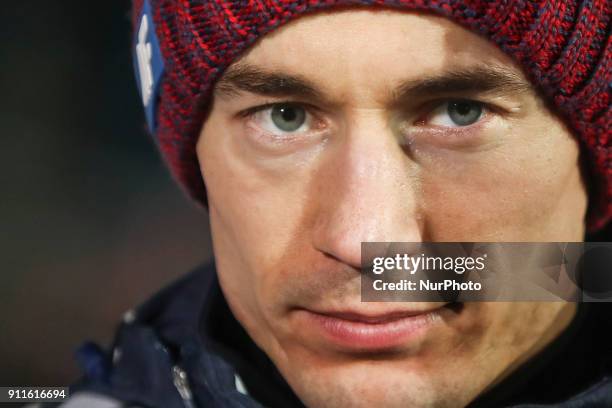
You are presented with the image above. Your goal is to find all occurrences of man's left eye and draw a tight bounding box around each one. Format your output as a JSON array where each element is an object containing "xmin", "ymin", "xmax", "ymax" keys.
[{"xmin": 427, "ymin": 100, "xmax": 485, "ymax": 127}]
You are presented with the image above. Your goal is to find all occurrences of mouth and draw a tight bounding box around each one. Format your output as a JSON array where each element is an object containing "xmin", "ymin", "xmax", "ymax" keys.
[{"xmin": 295, "ymin": 303, "xmax": 462, "ymax": 352}]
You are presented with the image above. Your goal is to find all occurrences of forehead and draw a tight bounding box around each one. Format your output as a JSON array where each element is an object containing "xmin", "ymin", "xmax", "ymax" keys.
[{"xmin": 233, "ymin": 9, "xmax": 522, "ymax": 97}]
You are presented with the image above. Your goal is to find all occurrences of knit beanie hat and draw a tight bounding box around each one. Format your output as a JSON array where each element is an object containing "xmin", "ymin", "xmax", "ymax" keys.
[{"xmin": 131, "ymin": 0, "xmax": 610, "ymax": 231}]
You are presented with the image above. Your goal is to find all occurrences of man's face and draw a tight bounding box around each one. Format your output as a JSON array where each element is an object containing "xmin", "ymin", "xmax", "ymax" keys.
[{"xmin": 196, "ymin": 9, "xmax": 587, "ymax": 408}]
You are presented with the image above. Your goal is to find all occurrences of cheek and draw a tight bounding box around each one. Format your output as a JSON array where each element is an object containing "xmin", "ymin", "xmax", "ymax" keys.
[
  {"xmin": 478, "ymin": 302, "xmax": 570, "ymax": 361},
  {"xmin": 200, "ymin": 115, "xmax": 302, "ymax": 258},
  {"xmin": 203, "ymin": 152, "xmax": 315, "ymax": 274},
  {"xmin": 197, "ymin": 118, "xmax": 319, "ymax": 312},
  {"xmin": 419, "ymin": 124, "xmax": 583, "ymax": 240}
]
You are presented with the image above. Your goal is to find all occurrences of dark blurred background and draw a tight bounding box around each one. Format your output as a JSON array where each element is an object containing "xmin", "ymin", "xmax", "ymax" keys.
[
  {"xmin": 1, "ymin": 0, "xmax": 610, "ymax": 390},
  {"xmin": 1, "ymin": 2, "xmax": 212, "ymax": 386}
]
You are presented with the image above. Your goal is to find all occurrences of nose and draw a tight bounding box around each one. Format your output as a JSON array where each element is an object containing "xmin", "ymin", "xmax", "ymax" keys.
[{"xmin": 311, "ymin": 113, "xmax": 424, "ymax": 269}]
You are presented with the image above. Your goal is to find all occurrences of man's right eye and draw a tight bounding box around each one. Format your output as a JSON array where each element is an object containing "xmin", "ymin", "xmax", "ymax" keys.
[{"xmin": 248, "ymin": 103, "xmax": 314, "ymax": 136}]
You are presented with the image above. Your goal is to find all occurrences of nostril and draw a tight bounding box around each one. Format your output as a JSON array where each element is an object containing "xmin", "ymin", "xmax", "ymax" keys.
[{"xmin": 313, "ymin": 231, "xmax": 365, "ymax": 270}]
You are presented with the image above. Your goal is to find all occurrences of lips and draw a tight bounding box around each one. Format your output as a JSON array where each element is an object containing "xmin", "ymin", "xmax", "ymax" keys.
[
  {"xmin": 296, "ymin": 305, "xmax": 451, "ymax": 351},
  {"xmin": 318, "ymin": 309, "xmax": 439, "ymax": 323}
]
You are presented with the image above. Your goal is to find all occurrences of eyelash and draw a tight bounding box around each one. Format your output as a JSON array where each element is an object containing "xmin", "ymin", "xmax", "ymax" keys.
[
  {"xmin": 415, "ymin": 99, "xmax": 490, "ymax": 124},
  {"xmin": 238, "ymin": 100, "xmax": 311, "ymax": 118}
]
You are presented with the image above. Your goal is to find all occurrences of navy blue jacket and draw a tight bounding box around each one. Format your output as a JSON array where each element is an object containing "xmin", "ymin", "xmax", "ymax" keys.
[{"xmin": 51, "ymin": 264, "xmax": 612, "ymax": 407}]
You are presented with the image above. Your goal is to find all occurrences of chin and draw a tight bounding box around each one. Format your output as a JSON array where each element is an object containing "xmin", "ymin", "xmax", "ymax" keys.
[
  {"xmin": 271, "ymin": 344, "xmax": 476, "ymax": 408},
  {"xmin": 283, "ymin": 360, "xmax": 464, "ymax": 408},
  {"xmin": 264, "ymin": 303, "xmax": 490, "ymax": 408}
]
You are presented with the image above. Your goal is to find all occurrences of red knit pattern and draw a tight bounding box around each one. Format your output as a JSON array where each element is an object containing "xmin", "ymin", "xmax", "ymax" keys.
[{"xmin": 135, "ymin": 0, "xmax": 611, "ymax": 231}]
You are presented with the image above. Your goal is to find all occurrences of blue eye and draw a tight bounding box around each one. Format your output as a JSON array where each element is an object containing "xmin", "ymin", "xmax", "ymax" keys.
[
  {"xmin": 270, "ymin": 104, "xmax": 307, "ymax": 132},
  {"xmin": 448, "ymin": 101, "xmax": 483, "ymax": 126},
  {"xmin": 429, "ymin": 100, "xmax": 485, "ymax": 127},
  {"xmin": 247, "ymin": 103, "xmax": 313, "ymax": 136}
]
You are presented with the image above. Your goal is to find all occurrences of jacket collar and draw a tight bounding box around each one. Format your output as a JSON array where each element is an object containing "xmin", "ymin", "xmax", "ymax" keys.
[{"xmin": 75, "ymin": 263, "xmax": 264, "ymax": 407}]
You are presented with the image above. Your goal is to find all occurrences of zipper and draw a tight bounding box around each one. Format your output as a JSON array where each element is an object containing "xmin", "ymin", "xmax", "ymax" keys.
[{"xmin": 172, "ymin": 365, "xmax": 197, "ymax": 408}]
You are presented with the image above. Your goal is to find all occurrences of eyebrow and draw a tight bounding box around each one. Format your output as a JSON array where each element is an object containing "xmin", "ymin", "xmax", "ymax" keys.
[
  {"xmin": 389, "ymin": 65, "xmax": 532, "ymax": 106},
  {"xmin": 214, "ymin": 61, "xmax": 532, "ymax": 105},
  {"xmin": 215, "ymin": 61, "xmax": 324, "ymax": 100}
]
